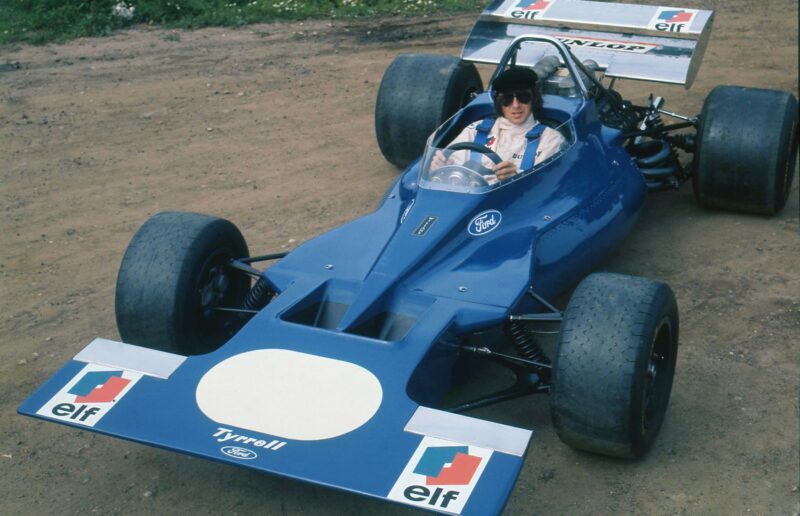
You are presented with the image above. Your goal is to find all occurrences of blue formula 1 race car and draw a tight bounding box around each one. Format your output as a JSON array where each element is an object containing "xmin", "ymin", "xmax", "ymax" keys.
[{"xmin": 19, "ymin": 1, "xmax": 798, "ymax": 514}]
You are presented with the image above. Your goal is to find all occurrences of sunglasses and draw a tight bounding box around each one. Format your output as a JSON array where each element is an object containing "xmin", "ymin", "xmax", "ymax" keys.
[{"xmin": 497, "ymin": 90, "xmax": 534, "ymax": 106}]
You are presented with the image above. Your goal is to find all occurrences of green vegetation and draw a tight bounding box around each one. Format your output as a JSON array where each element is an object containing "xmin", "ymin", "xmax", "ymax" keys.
[{"xmin": 0, "ymin": 0, "xmax": 487, "ymax": 45}]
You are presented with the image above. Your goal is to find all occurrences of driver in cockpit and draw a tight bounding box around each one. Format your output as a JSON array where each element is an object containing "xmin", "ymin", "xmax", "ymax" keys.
[{"xmin": 431, "ymin": 67, "xmax": 565, "ymax": 182}]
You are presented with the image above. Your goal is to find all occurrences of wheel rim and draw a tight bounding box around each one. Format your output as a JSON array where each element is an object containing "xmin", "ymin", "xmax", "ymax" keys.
[
  {"xmin": 192, "ymin": 248, "xmax": 245, "ymax": 352},
  {"xmin": 642, "ymin": 317, "xmax": 673, "ymax": 432}
]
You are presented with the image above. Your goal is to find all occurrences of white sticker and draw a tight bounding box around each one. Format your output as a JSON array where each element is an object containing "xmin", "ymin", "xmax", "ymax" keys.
[
  {"xmin": 196, "ymin": 350, "xmax": 382, "ymax": 441},
  {"xmin": 648, "ymin": 7, "xmax": 699, "ymax": 33},
  {"xmin": 36, "ymin": 364, "xmax": 142, "ymax": 427},
  {"xmin": 387, "ymin": 436, "xmax": 493, "ymax": 514},
  {"xmin": 504, "ymin": 0, "xmax": 557, "ymax": 21}
]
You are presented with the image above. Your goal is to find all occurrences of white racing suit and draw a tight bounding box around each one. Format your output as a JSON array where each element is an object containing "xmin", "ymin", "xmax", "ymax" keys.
[{"xmin": 446, "ymin": 114, "xmax": 566, "ymax": 176}]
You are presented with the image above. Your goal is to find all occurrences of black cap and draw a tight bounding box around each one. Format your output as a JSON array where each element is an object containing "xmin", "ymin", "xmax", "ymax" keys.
[{"xmin": 492, "ymin": 67, "xmax": 538, "ymax": 93}]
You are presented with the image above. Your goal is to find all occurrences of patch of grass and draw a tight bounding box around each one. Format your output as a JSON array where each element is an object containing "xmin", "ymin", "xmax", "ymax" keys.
[{"xmin": 0, "ymin": 0, "xmax": 487, "ymax": 45}]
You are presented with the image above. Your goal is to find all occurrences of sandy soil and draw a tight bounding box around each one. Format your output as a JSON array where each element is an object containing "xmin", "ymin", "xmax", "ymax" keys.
[{"xmin": 1, "ymin": 0, "xmax": 798, "ymax": 514}]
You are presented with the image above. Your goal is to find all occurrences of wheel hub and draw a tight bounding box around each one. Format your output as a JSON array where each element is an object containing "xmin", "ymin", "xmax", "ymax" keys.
[{"xmin": 200, "ymin": 266, "xmax": 230, "ymax": 318}]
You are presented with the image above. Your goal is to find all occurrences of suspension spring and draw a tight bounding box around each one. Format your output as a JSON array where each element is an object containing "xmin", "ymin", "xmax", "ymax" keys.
[
  {"xmin": 629, "ymin": 138, "xmax": 684, "ymax": 191},
  {"xmin": 506, "ymin": 320, "xmax": 551, "ymax": 371},
  {"xmin": 241, "ymin": 277, "xmax": 275, "ymax": 314}
]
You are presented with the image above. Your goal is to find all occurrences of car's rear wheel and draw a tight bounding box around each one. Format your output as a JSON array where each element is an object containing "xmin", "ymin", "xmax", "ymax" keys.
[
  {"xmin": 115, "ymin": 211, "xmax": 251, "ymax": 355},
  {"xmin": 375, "ymin": 54, "xmax": 483, "ymax": 169},
  {"xmin": 550, "ymin": 273, "xmax": 679, "ymax": 459},
  {"xmin": 693, "ymin": 85, "xmax": 798, "ymax": 215}
]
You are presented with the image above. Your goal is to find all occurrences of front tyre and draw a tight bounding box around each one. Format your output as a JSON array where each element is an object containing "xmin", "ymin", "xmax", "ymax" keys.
[
  {"xmin": 550, "ymin": 273, "xmax": 679, "ymax": 458},
  {"xmin": 693, "ymin": 85, "xmax": 798, "ymax": 215},
  {"xmin": 375, "ymin": 54, "xmax": 483, "ymax": 169},
  {"xmin": 115, "ymin": 212, "xmax": 250, "ymax": 355}
]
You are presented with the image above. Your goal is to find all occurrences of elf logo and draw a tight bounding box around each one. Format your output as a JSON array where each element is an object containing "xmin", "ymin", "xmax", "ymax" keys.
[
  {"xmin": 388, "ymin": 437, "xmax": 493, "ymax": 514},
  {"xmin": 650, "ymin": 8, "xmax": 698, "ymax": 33},
  {"xmin": 69, "ymin": 370, "xmax": 131, "ymax": 403},
  {"xmin": 506, "ymin": 0, "xmax": 556, "ymax": 20},
  {"xmin": 400, "ymin": 446, "xmax": 483, "ymax": 509},
  {"xmin": 36, "ymin": 364, "xmax": 142, "ymax": 427},
  {"xmin": 414, "ymin": 446, "xmax": 482, "ymax": 485}
]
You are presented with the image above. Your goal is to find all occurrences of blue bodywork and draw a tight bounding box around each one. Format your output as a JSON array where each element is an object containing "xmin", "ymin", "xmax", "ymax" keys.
[
  {"xmin": 19, "ymin": 79, "xmax": 647, "ymax": 515},
  {"xmin": 266, "ymin": 92, "xmax": 646, "ymax": 401}
]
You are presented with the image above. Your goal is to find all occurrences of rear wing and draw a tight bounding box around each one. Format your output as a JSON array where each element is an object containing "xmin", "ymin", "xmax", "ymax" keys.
[{"xmin": 461, "ymin": 0, "xmax": 714, "ymax": 88}]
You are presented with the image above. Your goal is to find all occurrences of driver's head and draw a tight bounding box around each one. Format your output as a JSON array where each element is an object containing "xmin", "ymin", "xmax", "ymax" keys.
[{"xmin": 491, "ymin": 67, "xmax": 542, "ymax": 123}]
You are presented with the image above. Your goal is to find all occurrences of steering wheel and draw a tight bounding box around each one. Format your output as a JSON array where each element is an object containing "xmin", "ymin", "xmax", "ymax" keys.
[
  {"xmin": 444, "ymin": 142, "xmax": 503, "ymax": 165},
  {"xmin": 429, "ymin": 142, "xmax": 503, "ymax": 187}
]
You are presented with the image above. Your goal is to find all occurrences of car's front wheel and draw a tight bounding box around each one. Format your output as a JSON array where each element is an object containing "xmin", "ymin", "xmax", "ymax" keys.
[
  {"xmin": 115, "ymin": 211, "xmax": 251, "ymax": 355},
  {"xmin": 550, "ymin": 273, "xmax": 679, "ymax": 458}
]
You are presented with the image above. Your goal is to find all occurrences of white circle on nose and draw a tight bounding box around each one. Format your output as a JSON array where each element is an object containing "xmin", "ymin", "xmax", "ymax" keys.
[{"xmin": 196, "ymin": 349, "xmax": 383, "ymax": 441}]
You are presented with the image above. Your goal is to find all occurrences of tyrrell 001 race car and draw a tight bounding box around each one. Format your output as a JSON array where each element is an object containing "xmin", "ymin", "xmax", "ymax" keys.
[{"xmin": 19, "ymin": 1, "xmax": 798, "ymax": 514}]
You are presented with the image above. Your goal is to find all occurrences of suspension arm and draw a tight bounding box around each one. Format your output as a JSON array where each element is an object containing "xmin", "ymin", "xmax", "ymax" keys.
[
  {"xmin": 459, "ymin": 345, "xmax": 552, "ymax": 370},
  {"xmin": 620, "ymin": 121, "xmax": 695, "ymax": 140}
]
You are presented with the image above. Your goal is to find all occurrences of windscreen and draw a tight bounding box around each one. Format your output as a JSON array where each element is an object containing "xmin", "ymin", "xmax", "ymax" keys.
[{"xmin": 418, "ymin": 118, "xmax": 574, "ymax": 194}]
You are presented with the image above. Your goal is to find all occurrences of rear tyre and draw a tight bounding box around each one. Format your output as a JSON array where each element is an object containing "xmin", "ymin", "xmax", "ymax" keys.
[
  {"xmin": 551, "ymin": 273, "xmax": 679, "ymax": 459},
  {"xmin": 375, "ymin": 54, "xmax": 483, "ymax": 168},
  {"xmin": 693, "ymin": 85, "xmax": 798, "ymax": 215},
  {"xmin": 115, "ymin": 212, "xmax": 250, "ymax": 355}
]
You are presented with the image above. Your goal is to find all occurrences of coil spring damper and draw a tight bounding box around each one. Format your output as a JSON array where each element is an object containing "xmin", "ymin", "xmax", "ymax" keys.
[
  {"xmin": 629, "ymin": 138, "xmax": 683, "ymax": 190},
  {"xmin": 506, "ymin": 320, "xmax": 551, "ymax": 381},
  {"xmin": 241, "ymin": 277, "xmax": 276, "ymax": 315}
]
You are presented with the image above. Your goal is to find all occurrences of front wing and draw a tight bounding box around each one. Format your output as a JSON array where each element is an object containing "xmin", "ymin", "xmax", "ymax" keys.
[{"xmin": 18, "ymin": 336, "xmax": 532, "ymax": 515}]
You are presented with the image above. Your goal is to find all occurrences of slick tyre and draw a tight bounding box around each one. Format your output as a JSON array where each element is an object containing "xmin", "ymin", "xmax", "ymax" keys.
[
  {"xmin": 115, "ymin": 212, "xmax": 250, "ymax": 355},
  {"xmin": 693, "ymin": 85, "xmax": 798, "ymax": 215},
  {"xmin": 375, "ymin": 54, "xmax": 483, "ymax": 168},
  {"xmin": 550, "ymin": 273, "xmax": 679, "ymax": 459}
]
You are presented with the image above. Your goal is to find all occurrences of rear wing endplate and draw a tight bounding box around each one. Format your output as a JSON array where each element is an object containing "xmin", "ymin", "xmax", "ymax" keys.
[{"xmin": 461, "ymin": 0, "xmax": 714, "ymax": 88}]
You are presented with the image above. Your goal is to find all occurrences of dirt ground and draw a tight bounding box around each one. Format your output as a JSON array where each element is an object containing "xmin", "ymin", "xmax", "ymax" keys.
[{"xmin": 1, "ymin": 0, "xmax": 798, "ymax": 514}]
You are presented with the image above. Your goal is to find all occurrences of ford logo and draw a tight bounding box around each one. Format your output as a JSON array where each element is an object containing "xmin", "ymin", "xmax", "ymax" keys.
[
  {"xmin": 220, "ymin": 446, "xmax": 257, "ymax": 460},
  {"xmin": 468, "ymin": 210, "xmax": 502, "ymax": 236}
]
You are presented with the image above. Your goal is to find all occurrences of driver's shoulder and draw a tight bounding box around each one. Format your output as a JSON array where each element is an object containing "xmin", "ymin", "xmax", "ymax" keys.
[
  {"xmin": 457, "ymin": 118, "xmax": 491, "ymax": 140},
  {"xmin": 466, "ymin": 117, "xmax": 496, "ymax": 130},
  {"xmin": 540, "ymin": 124, "xmax": 566, "ymax": 143}
]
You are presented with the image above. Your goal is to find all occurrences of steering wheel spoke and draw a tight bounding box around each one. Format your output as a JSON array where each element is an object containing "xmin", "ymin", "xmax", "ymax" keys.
[
  {"xmin": 429, "ymin": 141, "xmax": 504, "ymax": 187},
  {"xmin": 430, "ymin": 164, "xmax": 492, "ymax": 187}
]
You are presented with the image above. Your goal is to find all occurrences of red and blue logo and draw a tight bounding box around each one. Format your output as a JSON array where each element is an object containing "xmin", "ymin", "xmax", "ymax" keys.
[
  {"xmin": 658, "ymin": 10, "xmax": 693, "ymax": 23},
  {"xmin": 515, "ymin": 0, "xmax": 551, "ymax": 10},
  {"xmin": 68, "ymin": 370, "xmax": 131, "ymax": 403},
  {"xmin": 412, "ymin": 446, "xmax": 482, "ymax": 486}
]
